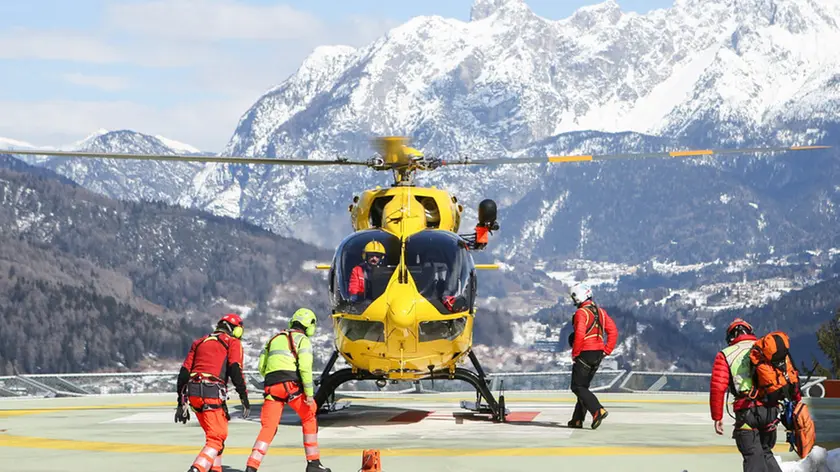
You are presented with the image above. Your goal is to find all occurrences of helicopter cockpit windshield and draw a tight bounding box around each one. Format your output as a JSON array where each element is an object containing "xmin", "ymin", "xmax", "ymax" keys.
[
  {"xmin": 405, "ymin": 230, "xmax": 475, "ymax": 314},
  {"xmin": 330, "ymin": 229, "xmax": 400, "ymax": 315}
]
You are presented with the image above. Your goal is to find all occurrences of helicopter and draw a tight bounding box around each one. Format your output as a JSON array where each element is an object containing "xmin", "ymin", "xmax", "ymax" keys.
[{"xmin": 4, "ymin": 137, "xmax": 831, "ymax": 423}]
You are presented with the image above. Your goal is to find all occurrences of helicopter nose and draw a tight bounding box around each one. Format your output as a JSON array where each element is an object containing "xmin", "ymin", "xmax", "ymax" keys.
[{"xmin": 387, "ymin": 296, "xmax": 416, "ymax": 330}]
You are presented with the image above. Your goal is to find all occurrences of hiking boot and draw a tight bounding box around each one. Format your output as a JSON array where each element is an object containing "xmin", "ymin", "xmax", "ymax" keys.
[
  {"xmin": 567, "ymin": 419, "xmax": 583, "ymax": 429},
  {"xmin": 591, "ymin": 408, "xmax": 609, "ymax": 429},
  {"xmin": 187, "ymin": 467, "xmax": 200, "ymax": 472},
  {"xmin": 306, "ymin": 459, "xmax": 331, "ymax": 472},
  {"xmin": 245, "ymin": 467, "xmax": 258, "ymax": 472}
]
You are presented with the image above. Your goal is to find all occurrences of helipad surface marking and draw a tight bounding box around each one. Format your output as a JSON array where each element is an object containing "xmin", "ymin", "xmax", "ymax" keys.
[
  {"xmin": 97, "ymin": 407, "xmax": 712, "ymax": 427},
  {"xmin": 0, "ymin": 395, "xmax": 710, "ymax": 418},
  {"xmin": 0, "ymin": 432, "xmax": 752, "ymax": 456}
]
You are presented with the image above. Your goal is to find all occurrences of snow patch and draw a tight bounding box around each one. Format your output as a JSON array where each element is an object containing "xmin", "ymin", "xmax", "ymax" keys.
[
  {"xmin": 651, "ymin": 259, "xmax": 719, "ymax": 274},
  {"xmin": 546, "ymin": 259, "xmax": 638, "ymax": 287},
  {"xmin": 154, "ymin": 135, "xmax": 201, "ymax": 154},
  {"xmin": 777, "ymin": 446, "xmax": 840, "ymax": 472},
  {"xmin": 511, "ymin": 319, "xmax": 551, "ymax": 346},
  {"xmin": 0, "ymin": 137, "xmax": 39, "ymax": 149}
]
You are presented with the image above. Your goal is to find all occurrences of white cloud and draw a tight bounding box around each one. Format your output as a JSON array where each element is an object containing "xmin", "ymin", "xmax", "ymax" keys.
[
  {"xmin": 0, "ymin": 98, "xmax": 253, "ymax": 152},
  {"xmin": 0, "ymin": 2, "xmax": 401, "ymax": 150},
  {"xmin": 104, "ymin": 0, "xmax": 326, "ymax": 41},
  {"xmin": 0, "ymin": 29, "xmax": 122, "ymax": 63},
  {"xmin": 63, "ymin": 73, "xmax": 130, "ymax": 91}
]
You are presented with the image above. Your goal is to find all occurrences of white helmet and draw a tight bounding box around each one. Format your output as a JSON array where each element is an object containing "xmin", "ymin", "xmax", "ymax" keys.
[{"xmin": 570, "ymin": 282, "xmax": 592, "ymax": 306}]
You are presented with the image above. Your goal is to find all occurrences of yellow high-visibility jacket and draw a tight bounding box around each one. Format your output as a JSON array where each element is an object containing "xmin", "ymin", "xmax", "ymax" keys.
[{"xmin": 258, "ymin": 329, "xmax": 314, "ymax": 397}]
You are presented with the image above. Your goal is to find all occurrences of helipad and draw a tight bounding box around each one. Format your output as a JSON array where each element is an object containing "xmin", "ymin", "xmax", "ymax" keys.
[{"xmin": 2, "ymin": 391, "xmax": 834, "ymax": 472}]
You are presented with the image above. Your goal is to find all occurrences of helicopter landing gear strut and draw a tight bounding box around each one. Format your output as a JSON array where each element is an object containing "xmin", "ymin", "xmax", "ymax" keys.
[
  {"xmin": 456, "ymin": 350, "xmax": 508, "ymax": 423},
  {"xmin": 313, "ymin": 349, "xmax": 509, "ymax": 423},
  {"xmin": 314, "ymin": 350, "xmax": 353, "ymax": 413}
]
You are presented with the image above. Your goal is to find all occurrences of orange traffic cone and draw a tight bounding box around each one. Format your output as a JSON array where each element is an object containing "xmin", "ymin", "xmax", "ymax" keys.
[{"xmin": 361, "ymin": 449, "xmax": 381, "ymax": 471}]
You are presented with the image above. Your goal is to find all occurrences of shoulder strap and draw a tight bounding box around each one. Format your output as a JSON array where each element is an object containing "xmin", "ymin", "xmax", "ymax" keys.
[
  {"xmin": 266, "ymin": 330, "xmax": 302, "ymax": 374},
  {"xmin": 584, "ymin": 303, "xmax": 603, "ymax": 337}
]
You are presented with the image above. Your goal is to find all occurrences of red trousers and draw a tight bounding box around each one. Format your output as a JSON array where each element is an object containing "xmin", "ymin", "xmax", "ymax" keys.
[
  {"xmin": 188, "ymin": 396, "xmax": 228, "ymax": 472},
  {"xmin": 246, "ymin": 381, "xmax": 320, "ymax": 470}
]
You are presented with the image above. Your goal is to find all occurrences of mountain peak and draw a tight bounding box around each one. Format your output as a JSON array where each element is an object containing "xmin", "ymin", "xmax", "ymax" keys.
[
  {"xmin": 72, "ymin": 128, "xmax": 110, "ymax": 150},
  {"xmin": 470, "ymin": 0, "xmax": 527, "ymax": 22},
  {"xmin": 568, "ymin": 0, "xmax": 623, "ymax": 28}
]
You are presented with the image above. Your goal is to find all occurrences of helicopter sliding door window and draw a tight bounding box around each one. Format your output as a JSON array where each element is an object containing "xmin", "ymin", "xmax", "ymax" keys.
[
  {"xmin": 329, "ymin": 229, "xmax": 401, "ymax": 315},
  {"xmin": 404, "ymin": 230, "xmax": 475, "ymax": 315}
]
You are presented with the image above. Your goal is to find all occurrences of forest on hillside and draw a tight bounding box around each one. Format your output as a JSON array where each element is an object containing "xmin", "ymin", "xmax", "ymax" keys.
[{"xmin": 0, "ymin": 159, "xmax": 333, "ymax": 374}]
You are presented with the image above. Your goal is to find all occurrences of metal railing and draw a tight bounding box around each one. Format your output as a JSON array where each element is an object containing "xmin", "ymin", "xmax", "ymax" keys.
[
  {"xmin": 618, "ymin": 371, "xmax": 827, "ymax": 397},
  {"xmin": 0, "ymin": 370, "xmax": 826, "ymax": 398}
]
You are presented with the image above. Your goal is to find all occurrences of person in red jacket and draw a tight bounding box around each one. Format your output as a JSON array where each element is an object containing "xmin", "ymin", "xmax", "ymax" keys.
[
  {"xmin": 348, "ymin": 240, "xmax": 386, "ymax": 301},
  {"xmin": 175, "ymin": 313, "xmax": 251, "ymax": 472},
  {"xmin": 709, "ymin": 318, "xmax": 798, "ymax": 472},
  {"xmin": 567, "ymin": 282, "xmax": 618, "ymax": 429}
]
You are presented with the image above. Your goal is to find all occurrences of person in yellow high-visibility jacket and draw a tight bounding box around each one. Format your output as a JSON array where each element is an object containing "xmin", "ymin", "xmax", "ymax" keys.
[{"xmin": 245, "ymin": 308, "xmax": 331, "ymax": 472}]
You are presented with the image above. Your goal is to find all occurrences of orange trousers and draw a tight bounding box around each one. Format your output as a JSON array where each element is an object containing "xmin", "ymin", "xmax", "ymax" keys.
[
  {"xmin": 246, "ymin": 381, "xmax": 320, "ymax": 470},
  {"xmin": 188, "ymin": 396, "xmax": 228, "ymax": 472}
]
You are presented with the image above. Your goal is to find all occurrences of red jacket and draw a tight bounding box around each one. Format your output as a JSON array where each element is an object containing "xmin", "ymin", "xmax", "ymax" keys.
[
  {"xmin": 180, "ymin": 331, "xmax": 247, "ymax": 397},
  {"xmin": 571, "ymin": 301, "xmax": 618, "ymax": 359},
  {"xmin": 349, "ymin": 264, "xmax": 366, "ymax": 296},
  {"xmin": 708, "ymin": 333, "xmax": 802, "ymax": 421}
]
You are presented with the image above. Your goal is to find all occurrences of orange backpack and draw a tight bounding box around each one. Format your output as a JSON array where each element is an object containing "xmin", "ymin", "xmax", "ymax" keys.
[
  {"xmin": 748, "ymin": 331, "xmax": 800, "ymax": 402},
  {"xmin": 783, "ymin": 401, "xmax": 816, "ymax": 459}
]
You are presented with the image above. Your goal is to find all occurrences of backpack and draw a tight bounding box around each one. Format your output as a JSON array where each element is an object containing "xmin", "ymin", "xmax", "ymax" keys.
[
  {"xmin": 748, "ymin": 331, "xmax": 800, "ymax": 403},
  {"xmin": 783, "ymin": 401, "xmax": 816, "ymax": 459}
]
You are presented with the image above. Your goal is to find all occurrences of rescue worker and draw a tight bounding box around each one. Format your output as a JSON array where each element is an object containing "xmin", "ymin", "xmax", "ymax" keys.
[
  {"xmin": 709, "ymin": 318, "xmax": 800, "ymax": 472},
  {"xmin": 245, "ymin": 308, "xmax": 331, "ymax": 472},
  {"xmin": 348, "ymin": 240, "xmax": 386, "ymax": 301},
  {"xmin": 175, "ymin": 313, "xmax": 250, "ymax": 472},
  {"xmin": 567, "ymin": 282, "xmax": 618, "ymax": 429}
]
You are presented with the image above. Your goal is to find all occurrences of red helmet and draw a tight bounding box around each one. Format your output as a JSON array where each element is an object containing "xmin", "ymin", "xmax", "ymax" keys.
[
  {"xmin": 218, "ymin": 313, "xmax": 244, "ymax": 339},
  {"xmin": 726, "ymin": 318, "xmax": 753, "ymax": 344}
]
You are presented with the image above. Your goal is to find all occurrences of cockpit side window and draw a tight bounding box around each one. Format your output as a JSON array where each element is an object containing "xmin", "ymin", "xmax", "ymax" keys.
[
  {"xmin": 330, "ymin": 230, "xmax": 400, "ymax": 314},
  {"xmin": 405, "ymin": 230, "xmax": 475, "ymax": 314}
]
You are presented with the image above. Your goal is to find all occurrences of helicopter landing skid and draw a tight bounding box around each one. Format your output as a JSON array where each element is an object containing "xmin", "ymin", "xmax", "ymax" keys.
[
  {"xmin": 449, "ymin": 350, "xmax": 508, "ymax": 423},
  {"xmin": 313, "ymin": 350, "xmax": 509, "ymax": 423}
]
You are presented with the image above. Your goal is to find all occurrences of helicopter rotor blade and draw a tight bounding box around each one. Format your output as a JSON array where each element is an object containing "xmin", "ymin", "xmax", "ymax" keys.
[
  {"xmin": 440, "ymin": 145, "xmax": 832, "ymax": 166},
  {"xmin": 0, "ymin": 149, "xmax": 369, "ymax": 167}
]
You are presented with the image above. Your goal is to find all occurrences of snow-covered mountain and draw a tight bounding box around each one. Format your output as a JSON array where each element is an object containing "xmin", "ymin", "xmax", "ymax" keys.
[
  {"xmin": 173, "ymin": 0, "xmax": 839, "ymax": 258},
  {"xmin": 9, "ymin": 0, "xmax": 840, "ymax": 262},
  {"xmin": 36, "ymin": 130, "xmax": 204, "ymax": 204}
]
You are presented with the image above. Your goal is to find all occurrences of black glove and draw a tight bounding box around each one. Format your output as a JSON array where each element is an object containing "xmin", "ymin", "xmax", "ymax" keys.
[
  {"xmin": 175, "ymin": 401, "xmax": 190, "ymax": 424},
  {"xmin": 240, "ymin": 393, "xmax": 251, "ymax": 419}
]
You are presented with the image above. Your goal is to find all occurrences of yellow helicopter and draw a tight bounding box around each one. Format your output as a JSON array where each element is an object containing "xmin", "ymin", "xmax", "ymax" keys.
[{"xmin": 5, "ymin": 137, "xmax": 830, "ymax": 422}]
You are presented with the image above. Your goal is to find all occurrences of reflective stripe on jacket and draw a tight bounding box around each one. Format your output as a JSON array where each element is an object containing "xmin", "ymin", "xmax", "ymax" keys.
[{"xmin": 259, "ymin": 329, "xmax": 315, "ymax": 397}]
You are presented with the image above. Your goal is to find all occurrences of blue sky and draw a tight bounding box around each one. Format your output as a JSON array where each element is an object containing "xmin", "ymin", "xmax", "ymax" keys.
[{"xmin": 0, "ymin": 0, "xmax": 674, "ymax": 151}]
